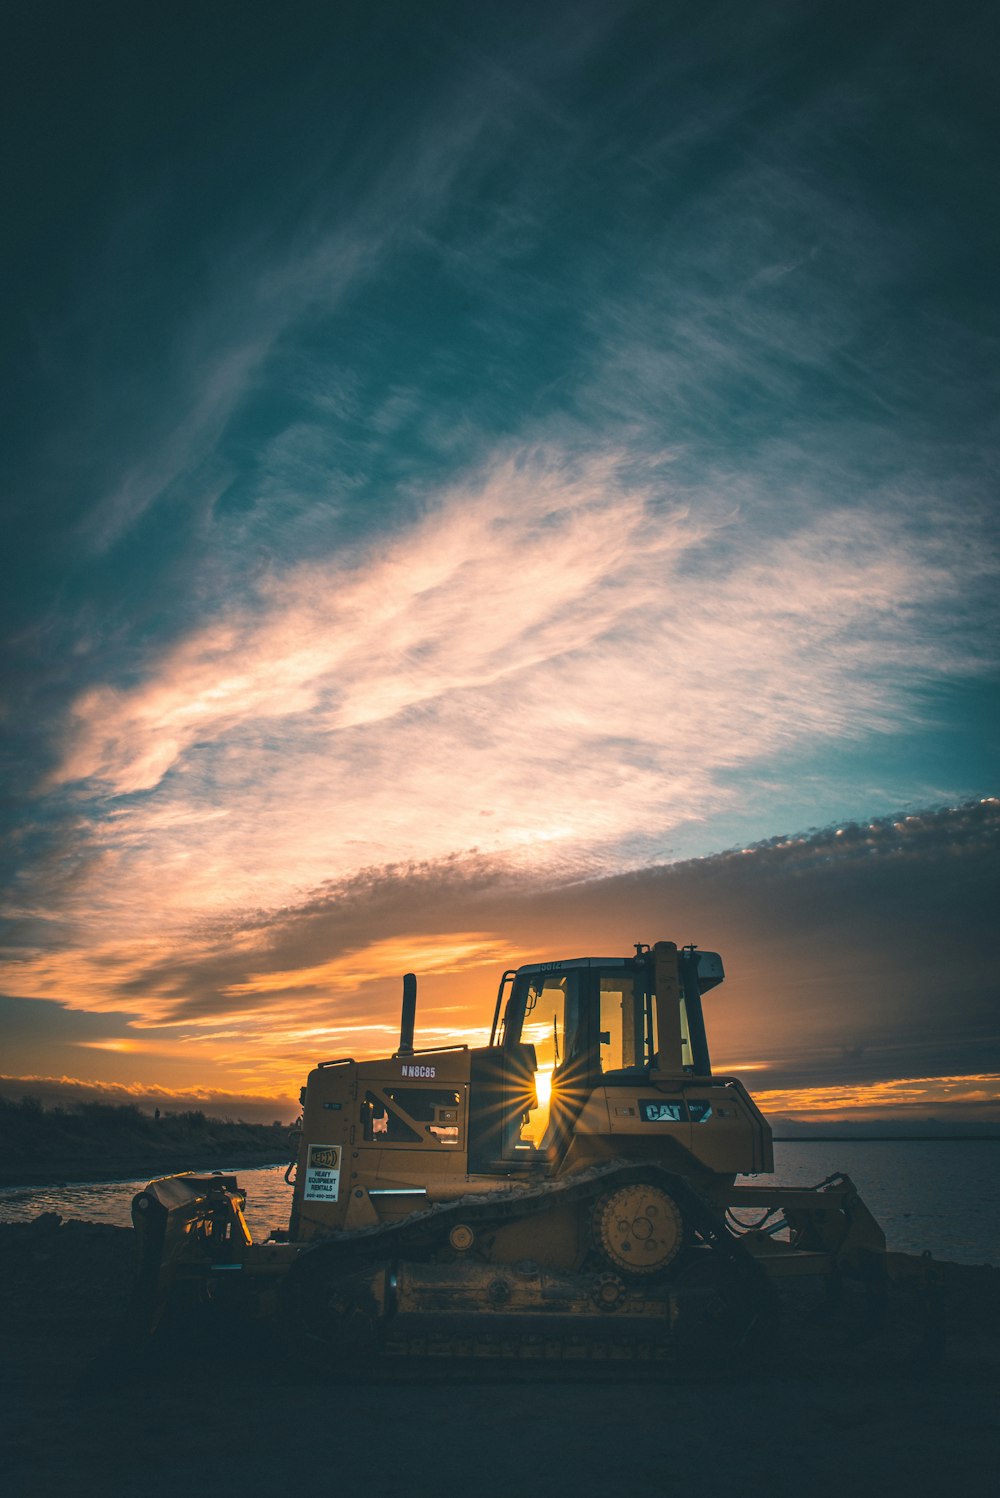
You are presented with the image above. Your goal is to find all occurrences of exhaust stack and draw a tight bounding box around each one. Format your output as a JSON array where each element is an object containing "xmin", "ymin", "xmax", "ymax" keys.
[{"xmin": 395, "ymin": 972, "xmax": 417, "ymax": 1057}]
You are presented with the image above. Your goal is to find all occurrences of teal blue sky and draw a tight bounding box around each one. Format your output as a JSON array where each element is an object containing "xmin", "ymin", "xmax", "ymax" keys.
[{"xmin": 1, "ymin": 1, "xmax": 997, "ymax": 1116}]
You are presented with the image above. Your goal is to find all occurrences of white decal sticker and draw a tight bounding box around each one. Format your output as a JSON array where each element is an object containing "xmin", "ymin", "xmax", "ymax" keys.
[
  {"xmin": 400, "ymin": 1063, "xmax": 436, "ymax": 1078},
  {"xmin": 303, "ymin": 1143, "xmax": 342, "ymax": 1202}
]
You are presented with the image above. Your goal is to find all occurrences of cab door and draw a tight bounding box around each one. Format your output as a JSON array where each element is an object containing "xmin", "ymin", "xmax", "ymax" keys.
[{"xmin": 521, "ymin": 969, "xmax": 594, "ymax": 1161}]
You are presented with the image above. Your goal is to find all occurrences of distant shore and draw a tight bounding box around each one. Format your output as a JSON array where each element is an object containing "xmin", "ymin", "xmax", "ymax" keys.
[
  {"xmin": 774, "ymin": 1134, "xmax": 1000, "ymax": 1143},
  {"xmin": 0, "ymin": 1150, "xmax": 287, "ymax": 1191},
  {"xmin": 0, "ymin": 1096, "xmax": 291, "ymax": 1191}
]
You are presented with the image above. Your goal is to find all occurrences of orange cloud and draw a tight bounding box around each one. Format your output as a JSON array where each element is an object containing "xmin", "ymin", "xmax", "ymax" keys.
[
  {"xmin": 76, "ymin": 1039, "xmax": 148, "ymax": 1053},
  {"xmin": 0, "ymin": 939, "xmax": 194, "ymax": 1016},
  {"xmin": 756, "ymin": 1073, "xmax": 1000, "ymax": 1119},
  {"xmin": 223, "ymin": 932, "xmax": 520, "ymax": 997}
]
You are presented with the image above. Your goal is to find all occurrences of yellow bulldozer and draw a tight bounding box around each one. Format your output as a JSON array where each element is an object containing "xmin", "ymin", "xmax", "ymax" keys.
[{"xmin": 131, "ymin": 940, "xmax": 886, "ymax": 1361}]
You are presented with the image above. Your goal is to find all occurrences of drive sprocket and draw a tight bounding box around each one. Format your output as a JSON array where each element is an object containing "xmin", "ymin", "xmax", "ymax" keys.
[{"xmin": 594, "ymin": 1182, "xmax": 684, "ymax": 1277}]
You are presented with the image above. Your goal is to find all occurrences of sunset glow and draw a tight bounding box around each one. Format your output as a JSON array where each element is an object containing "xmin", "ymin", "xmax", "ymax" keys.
[
  {"xmin": 1, "ymin": 6, "xmax": 997, "ymax": 1131},
  {"xmin": 756, "ymin": 1075, "xmax": 1000, "ymax": 1120}
]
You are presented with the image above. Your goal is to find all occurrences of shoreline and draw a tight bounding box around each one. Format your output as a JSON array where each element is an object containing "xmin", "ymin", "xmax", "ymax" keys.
[
  {"xmin": 4, "ymin": 1135, "xmax": 998, "ymax": 1190},
  {"xmin": 0, "ymin": 1152, "xmax": 287, "ymax": 1192}
]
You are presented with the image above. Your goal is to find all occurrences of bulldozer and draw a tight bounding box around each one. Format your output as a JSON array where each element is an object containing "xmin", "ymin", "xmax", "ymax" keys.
[{"xmin": 131, "ymin": 940, "xmax": 886, "ymax": 1362}]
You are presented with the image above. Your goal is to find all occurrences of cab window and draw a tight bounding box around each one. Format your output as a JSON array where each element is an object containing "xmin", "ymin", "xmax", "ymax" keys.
[
  {"xmin": 360, "ymin": 1088, "xmax": 462, "ymax": 1146},
  {"xmin": 522, "ymin": 973, "xmax": 569, "ymax": 1072},
  {"xmin": 598, "ymin": 972, "xmax": 655, "ymax": 1072}
]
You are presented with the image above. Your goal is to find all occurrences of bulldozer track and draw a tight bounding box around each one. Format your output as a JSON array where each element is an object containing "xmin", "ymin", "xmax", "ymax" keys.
[{"xmin": 281, "ymin": 1160, "xmax": 776, "ymax": 1363}]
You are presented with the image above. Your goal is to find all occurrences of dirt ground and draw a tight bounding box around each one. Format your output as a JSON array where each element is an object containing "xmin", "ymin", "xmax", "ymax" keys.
[{"xmin": 2, "ymin": 1217, "xmax": 998, "ymax": 1498}]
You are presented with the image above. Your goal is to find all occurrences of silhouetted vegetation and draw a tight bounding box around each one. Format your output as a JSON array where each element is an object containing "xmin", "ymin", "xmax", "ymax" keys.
[{"xmin": 0, "ymin": 1096, "xmax": 289, "ymax": 1185}]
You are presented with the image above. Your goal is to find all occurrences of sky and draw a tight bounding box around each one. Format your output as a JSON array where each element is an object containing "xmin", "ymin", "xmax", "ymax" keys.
[{"xmin": 1, "ymin": 0, "xmax": 997, "ymax": 1130}]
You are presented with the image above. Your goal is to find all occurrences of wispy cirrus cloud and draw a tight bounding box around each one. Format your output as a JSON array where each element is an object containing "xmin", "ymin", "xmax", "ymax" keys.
[
  {"xmin": 53, "ymin": 77, "xmax": 531, "ymax": 556},
  {"xmin": 40, "ymin": 441, "xmax": 997, "ymax": 943}
]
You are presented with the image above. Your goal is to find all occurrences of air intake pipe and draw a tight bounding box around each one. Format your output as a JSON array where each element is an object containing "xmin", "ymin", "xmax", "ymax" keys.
[{"xmin": 395, "ymin": 972, "xmax": 417, "ymax": 1058}]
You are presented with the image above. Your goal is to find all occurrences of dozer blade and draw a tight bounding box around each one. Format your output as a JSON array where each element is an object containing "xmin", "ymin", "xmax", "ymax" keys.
[{"xmin": 129, "ymin": 1173, "xmax": 253, "ymax": 1336}]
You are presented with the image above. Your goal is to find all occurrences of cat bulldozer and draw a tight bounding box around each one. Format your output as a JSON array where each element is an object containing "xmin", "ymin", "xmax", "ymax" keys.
[{"xmin": 131, "ymin": 940, "xmax": 886, "ymax": 1362}]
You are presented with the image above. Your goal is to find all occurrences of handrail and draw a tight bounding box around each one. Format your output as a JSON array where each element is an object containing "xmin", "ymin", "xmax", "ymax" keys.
[
  {"xmin": 490, "ymin": 969, "xmax": 517, "ymax": 1046},
  {"xmin": 318, "ymin": 1045, "xmax": 468, "ymax": 1066}
]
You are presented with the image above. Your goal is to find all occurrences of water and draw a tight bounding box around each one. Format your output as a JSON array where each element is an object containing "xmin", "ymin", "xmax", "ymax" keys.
[
  {"xmin": 759, "ymin": 1140, "xmax": 1000, "ymax": 1265},
  {"xmin": 0, "ymin": 1143, "xmax": 997, "ymax": 1264},
  {"xmin": 0, "ymin": 1164, "xmax": 295, "ymax": 1240}
]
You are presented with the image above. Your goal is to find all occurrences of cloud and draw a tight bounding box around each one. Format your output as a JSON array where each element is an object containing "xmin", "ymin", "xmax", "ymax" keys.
[
  {"xmin": 61, "ymin": 4, "xmax": 639, "ymax": 561},
  {"xmin": 3, "ymin": 3, "xmax": 997, "ymax": 1123},
  {"xmin": 756, "ymin": 1073, "xmax": 1000, "ymax": 1122},
  {"xmin": 1, "ymin": 798, "xmax": 996, "ymax": 1118},
  {"xmin": 223, "ymin": 932, "xmax": 521, "ymax": 999},
  {"xmin": 70, "ymin": 88, "xmax": 517, "ymax": 555},
  {"xmin": 33, "ymin": 441, "xmax": 996, "ymax": 970}
]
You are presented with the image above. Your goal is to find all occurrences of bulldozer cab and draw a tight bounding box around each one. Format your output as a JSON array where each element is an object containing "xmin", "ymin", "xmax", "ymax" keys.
[
  {"xmin": 486, "ymin": 942, "xmax": 723, "ymax": 1164},
  {"xmin": 283, "ymin": 938, "xmax": 757, "ymax": 1233}
]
